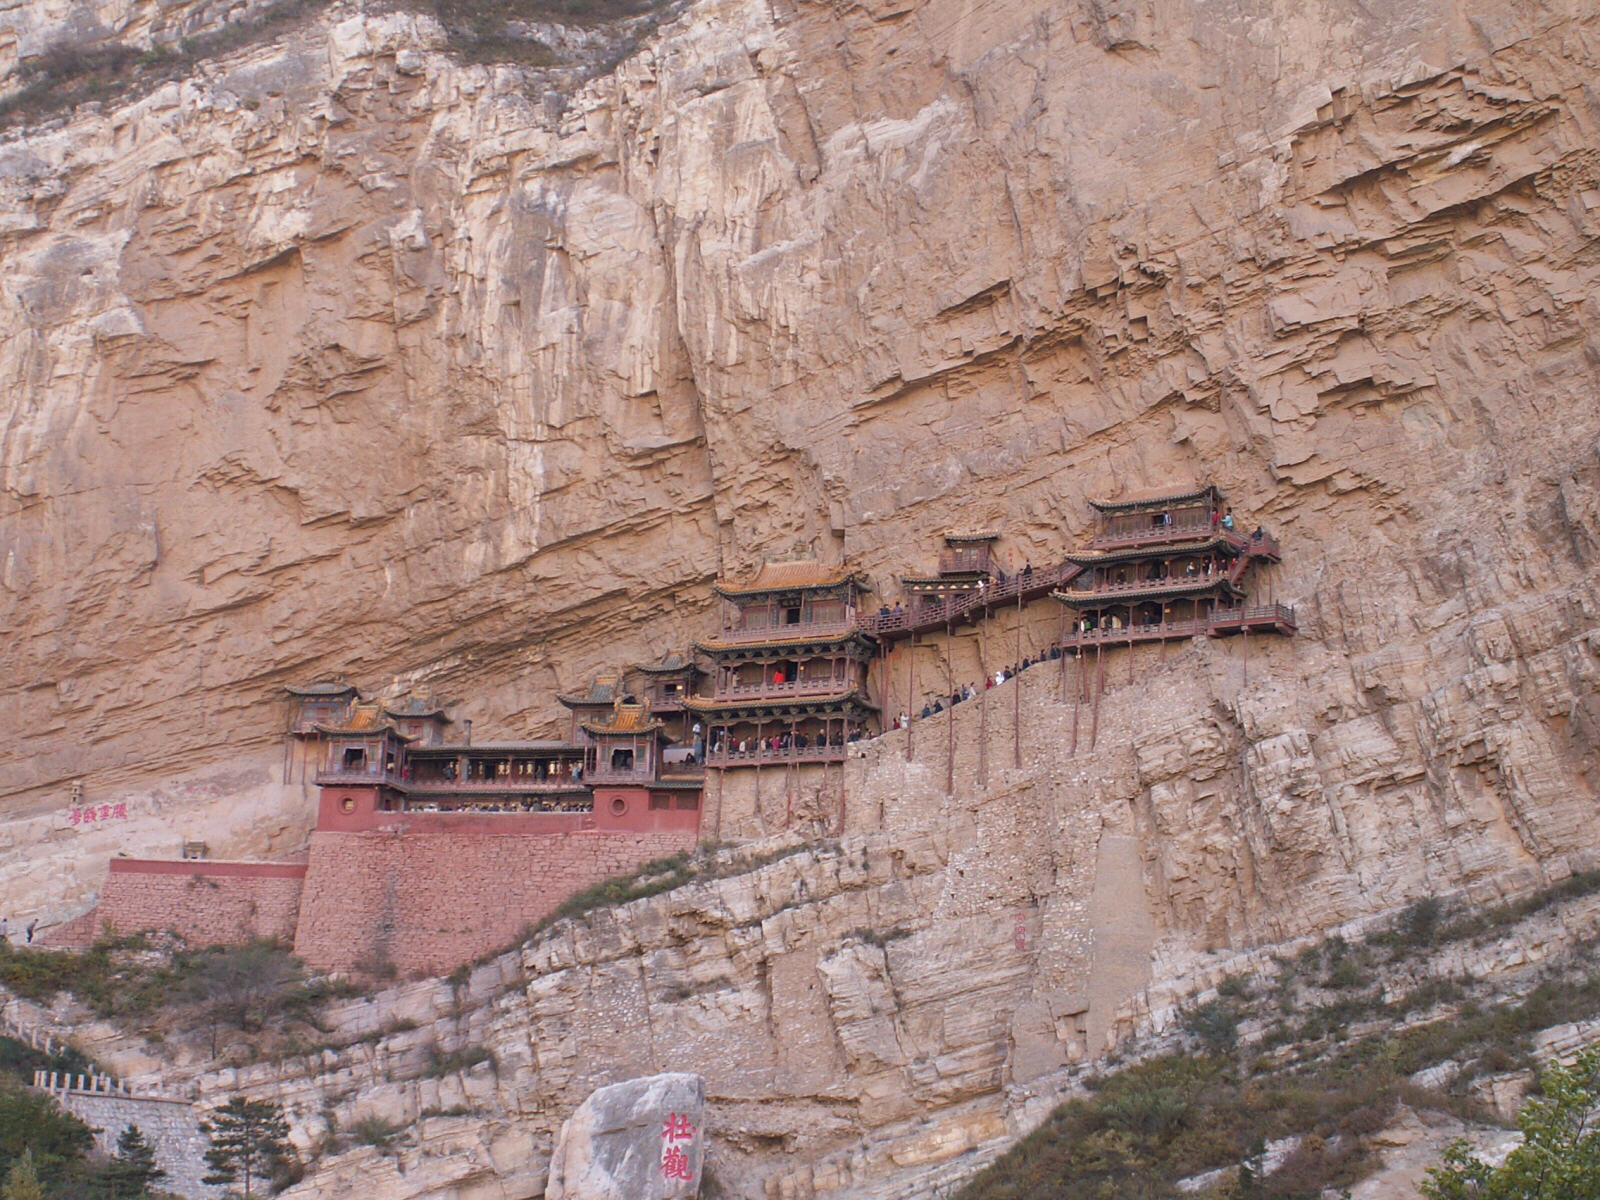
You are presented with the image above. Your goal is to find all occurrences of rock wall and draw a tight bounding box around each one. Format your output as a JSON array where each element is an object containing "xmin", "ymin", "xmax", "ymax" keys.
[
  {"xmin": 292, "ymin": 827, "xmax": 698, "ymax": 974},
  {"xmin": 2, "ymin": 0, "xmax": 1596, "ymax": 921}
]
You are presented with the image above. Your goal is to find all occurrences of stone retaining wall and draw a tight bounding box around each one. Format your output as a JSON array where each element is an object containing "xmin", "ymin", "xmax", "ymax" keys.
[{"xmin": 292, "ymin": 828, "xmax": 698, "ymax": 975}]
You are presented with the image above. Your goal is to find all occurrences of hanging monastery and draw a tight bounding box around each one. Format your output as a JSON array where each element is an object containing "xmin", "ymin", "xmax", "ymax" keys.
[{"xmin": 50, "ymin": 486, "xmax": 1295, "ymax": 976}]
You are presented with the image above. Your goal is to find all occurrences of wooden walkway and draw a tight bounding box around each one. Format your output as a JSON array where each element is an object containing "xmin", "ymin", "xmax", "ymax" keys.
[{"xmin": 856, "ymin": 560, "xmax": 1085, "ymax": 642}]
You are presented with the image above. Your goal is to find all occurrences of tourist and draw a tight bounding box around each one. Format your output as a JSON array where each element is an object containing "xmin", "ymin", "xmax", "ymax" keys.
[
  {"xmin": 994, "ymin": 669, "xmax": 1005, "ymax": 687},
  {"xmin": 898, "ymin": 711, "xmax": 909, "ymax": 729},
  {"xmin": 920, "ymin": 703, "xmax": 932, "ymax": 719},
  {"xmin": 1222, "ymin": 508, "xmax": 1235, "ymax": 531},
  {"xmin": 25, "ymin": 920, "xmax": 36, "ymax": 944}
]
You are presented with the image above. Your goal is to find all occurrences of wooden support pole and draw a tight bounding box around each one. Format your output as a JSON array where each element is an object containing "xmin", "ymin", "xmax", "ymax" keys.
[
  {"xmin": 978, "ymin": 610, "xmax": 989, "ymax": 788},
  {"xmin": 905, "ymin": 637, "xmax": 915, "ymax": 761},
  {"xmin": 945, "ymin": 620, "xmax": 955, "ymax": 796},
  {"xmin": 879, "ymin": 639, "xmax": 889, "ymax": 733},
  {"xmin": 1089, "ymin": 640, "xmax": 1104, "ymax": 750},
  {"xmin": 1014, "ymin": 585, "xmax": 1023, "ymax": 770},
  {"xmin": 1071, "ymin": 645, "xmax": 1082, "ymax": 755},
  {"xmin": 1057, "ymin": 604, "xmax": 1068, "ymax": 703}
]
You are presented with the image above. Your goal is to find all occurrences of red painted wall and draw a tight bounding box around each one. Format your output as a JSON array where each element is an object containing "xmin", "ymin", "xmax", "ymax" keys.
[
  {"xmin": 59, "ymin": 860, "xmax": 309, "ymax": 948},
  {"xmin": 292, "ymin": 828, "xmax": 698, "ymax": 975}
]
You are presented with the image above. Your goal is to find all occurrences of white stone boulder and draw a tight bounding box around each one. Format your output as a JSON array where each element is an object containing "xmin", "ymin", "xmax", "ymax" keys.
[{"xmin": 546, "ymin": 1073, "xmax": 705, "ymax": 1200}]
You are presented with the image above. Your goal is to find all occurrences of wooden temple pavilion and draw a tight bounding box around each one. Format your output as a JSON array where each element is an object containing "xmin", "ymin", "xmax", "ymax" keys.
[
  {"xmin": 286, "ymin": 681, "xmax": 357, "ymax": 735},
  {"xmin": 382, "ymin": 696, "xmax": 449, "ymax": 745},
  {"xmin": 898, "ymin": 532, "xmax": 999, "ymax": 618},
  {"xmin": 556, "ymin": 675, "xmax": 622, "ymax": 743},
  {"xmin": 689, "ymin": 559, "xmax": 879, "ymax": 767},
  {"xmin": 628, "ymin": 653, "xmax": 701, "ymax": 745},
  {"xmin": 1051, "ymin": 485, "xmax": 1295, "ymax": 647}
]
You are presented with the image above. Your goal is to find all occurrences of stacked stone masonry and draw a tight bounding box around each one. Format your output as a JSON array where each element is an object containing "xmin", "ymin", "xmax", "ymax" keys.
[
  {"xmin": 93, "ymin": 862, "xmax": 306, "ymax": 947},
  {"xmin": 292, "ymin": 829, "xmax": 698, "ymax": 975},
  {"xmin": 49, "ymin": 1089, "xmax": 219, "ymax": 1199}
]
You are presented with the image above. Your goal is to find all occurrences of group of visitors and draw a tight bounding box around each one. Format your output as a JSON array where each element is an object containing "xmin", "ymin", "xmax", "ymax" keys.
[{"xmin": 895, "ymin": 646, "xmax": 1064, "ymax": 726}]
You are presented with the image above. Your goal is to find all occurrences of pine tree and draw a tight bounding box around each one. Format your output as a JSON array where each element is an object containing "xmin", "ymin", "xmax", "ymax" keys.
[
  {"xmin": 0, "ymin": 1150, "xmax": 45, "ymax": 1200},
  {"xmin": 200, "ymin": 1097, "xmax": 292, "ymax": 1199},
  {"xmin": 104, "ymin": 1124, "xmax": 166, "ymax": 1199}
]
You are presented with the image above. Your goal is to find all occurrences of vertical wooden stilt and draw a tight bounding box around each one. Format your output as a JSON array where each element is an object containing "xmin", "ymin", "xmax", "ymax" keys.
[
  {"xmin": 1057, "ymin": 605, "xmax": 1067, "ymax": 703},
  {"xmin": 945, "ymin": 620, "xmax": 955, "ymax": 796},
  {"xmin": 1242, "ymin": 626, "xmax": 1249, "ymax": 686},
  {"xmin": 713, "ymin": 769, "xmax": 724, "ymax": 842},
  {"xmin": 978, "ymin": 613, "xmax": 988, "ymax": 788},
  {"xmin": 1071, "ymin": 645, "xmax": 1082, "ymax": 755},
  {"xmin": 1089, "ymin": 641, "xmax": 1104, "ymax": 750},
  {"xmin": 905, "ymin": 637, "xmax": 915, "ymax": 761},
  {"xmin": 1014, "ymin": 587, "xmax": 1023, "ymax": 770}
]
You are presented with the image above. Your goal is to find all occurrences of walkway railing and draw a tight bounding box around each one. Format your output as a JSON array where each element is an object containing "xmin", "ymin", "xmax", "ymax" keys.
[
  {"xmin": 1057, "ymin": 571, "xmax": 1227, "ymax": 599},
  {"xmin": 717, "ymin": 677, "xmax": 854, "ymax": 701},
  {"xmin": 1091, "ymin": 518, "xmax": 1214, "ymax": 549},
  {"xmin": 585, "ymin": 766, "xmax": 657, "ymax": 785},
  {"xmin": 33, "ymin": 1070, "xmax": 132, "ymax": 1097},
  {"xmin": 1056, "ymin": 603, "xmax": 1296, "ymax": 650},
  {"xmin": 406, "ymin": 777, "xmax": 584, "ymax": 792},
  {"xmin": 314, "ymin": 764, "xmax": 401, "ymax": 787},
  {"xmin": 706, "ymin": 743, "xmax": 851, "ymax": 767},
  {"xmin": 707, "ymin": 619, "xmax": 858, "ymax": 646},
  {"xmin": 857, "ymin": 559, "xmax": 1084, "ymax": 640}
]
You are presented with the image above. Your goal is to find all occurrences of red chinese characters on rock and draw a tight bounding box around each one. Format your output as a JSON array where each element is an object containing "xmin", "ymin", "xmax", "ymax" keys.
[
  {"xmin": 661, "ymin": 1112, "xmax": 696, "ymax": 1183},
  {"xmin": 68, "ymin": 804, "xmax": 129, "ymax": 826}
]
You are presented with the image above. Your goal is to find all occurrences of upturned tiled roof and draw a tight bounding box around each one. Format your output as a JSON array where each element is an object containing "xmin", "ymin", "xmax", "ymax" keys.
[{"xmin": 713, "ymin": 559, "xmax": 865, "ymax": 597}]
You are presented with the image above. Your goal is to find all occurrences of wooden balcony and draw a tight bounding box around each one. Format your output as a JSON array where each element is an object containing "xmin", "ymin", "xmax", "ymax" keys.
[
  {"xmin": 586, "ymin": 765, "xmax": 657, "ymax": 786},
  {"xmin": 937, "ymin": 546, "xmax": 992, "ymax": 575},
  {"xmin": 1091, "ymin": 517, "xmax": 1215, "ymax": 550},
  {"xmin": 1058, "ymin": 571, "xmax": 1230, "ymax": 602},
  {"xmin": 713, "ymin": 676, "xmax": 856, "ymax": 702},
  {"xmin": 709, "ymin": 618, "xmax": 858, "ymax": 646},
  {"xmin": 314, "ymin": 764, "xmax": 402, "ymax": 787},
  {"xmin": 1056, "ymin": 603, "xmax": 1297, "ymax": 650},
  {"xmin": 706, "ymin": 743, "xmax": 851, "ymax": 768},
  {"xmin": 406, "ymin": 778, "xmax": 587, "ymax": 795}
]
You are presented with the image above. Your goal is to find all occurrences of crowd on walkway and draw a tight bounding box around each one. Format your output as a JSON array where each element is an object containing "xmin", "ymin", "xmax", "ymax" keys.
[{"xmin": 892, "ymin": 646, "xmax": 1064, "ymax": 729}]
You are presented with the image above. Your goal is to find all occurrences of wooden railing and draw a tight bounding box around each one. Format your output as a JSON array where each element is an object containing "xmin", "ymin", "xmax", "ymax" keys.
[
  {"xmin": 1091, "ymin": 518, "xmax": 1214, "ymax": 549},
  {"xmin": 407, "ymin": 777, "xmax": 586, "ymax": 793},
  {"xmin": 314, "ymin": 764, "xmax": 399, "ymax": 786},
  {"xmin": 857, "ymin": 560, "xmax": 1083, "ymax": 639},
  {"xmin": 938, "ymin": 547, "xmax": 992, "ymax": 575},
  {"xmin": 585, "ymin": 766, "xmax": 657, "ymax": 785},
  {"xmin": 706, "ymin": 743, "xmax": 851, "ymax": 767},
  {"xmin": 1057, "ymin": 603, "xmax": 1296, "ymax": 649},
  {"xmin": 1059, "ymin": 570, "xmax": 1226, "ymax": 598},
  {"xmin": 710, "ymin": 618, "xmax": 858, "ymax": 645},
  {"xmin": 715, "ymin": 676, "xmax": 854, "ymax": 701}
]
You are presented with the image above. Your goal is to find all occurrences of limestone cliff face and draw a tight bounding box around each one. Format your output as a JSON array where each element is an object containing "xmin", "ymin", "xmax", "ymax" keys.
[
  {"xmin": 3, "ymin": 0, "xmax": 1600, "ymax": 1189},
  {"xmin": 6, "ymin": 0, "xmax": 1599, "ymax": 920}
]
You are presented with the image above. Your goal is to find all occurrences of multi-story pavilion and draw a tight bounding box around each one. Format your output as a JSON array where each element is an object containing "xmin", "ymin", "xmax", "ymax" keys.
[
  {"xmin": 689, "ymin": 559, "xmax": 878, "ymax": 767},
  {"xmin": 1052, "ymin": 485, "xmax": 1295, "ymax": 644}
]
